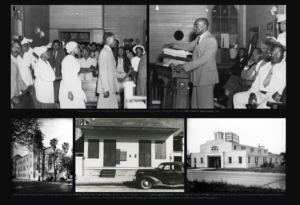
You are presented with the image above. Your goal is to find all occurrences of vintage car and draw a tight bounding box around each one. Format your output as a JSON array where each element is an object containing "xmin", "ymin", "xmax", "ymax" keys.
[{"xmin": 133, "ymin": 162, "xmax": 184, "ymax": 189}]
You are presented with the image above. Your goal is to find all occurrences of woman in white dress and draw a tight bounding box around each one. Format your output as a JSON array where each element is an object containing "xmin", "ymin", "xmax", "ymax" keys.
[
  {"xmin": 33, "ymin": 46, "xmax": 58, "ymax": 103},
  {"xmin": 59, "ymin": 41, "xmax": 87, "ymax": 109},
  {"xmin": 17, "ymin": 38, "xmax": 34, "ymax": 86}
]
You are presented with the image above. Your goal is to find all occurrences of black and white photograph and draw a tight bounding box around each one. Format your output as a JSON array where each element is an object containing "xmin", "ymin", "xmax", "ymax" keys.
[
  {"xmin": 11, "ymin": 5, "xmax": 147, "ymax": 109},
  {"xmin": 75, "ymin": 118, "xmax": 184, "ymax": 192},
  {"xmin": 186, "ymin": 118, "xmax": 286, "ymax": 192},
  {"xmin": 11, "ymin": 118, "xmax": 73, "ymax": 192},
  {"xmin": 148, "ymin": 5, "xmax": 286, "ymax": 109}
]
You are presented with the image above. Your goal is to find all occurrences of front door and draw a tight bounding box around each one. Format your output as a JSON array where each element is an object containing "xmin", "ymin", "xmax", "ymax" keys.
[
  {"xmin": 139, "ymin": 140, "xmax": 151, "ymax": 167},
  {"xmin": 104, "ymin": 140, "xmax": 116, "ymax": 167}
]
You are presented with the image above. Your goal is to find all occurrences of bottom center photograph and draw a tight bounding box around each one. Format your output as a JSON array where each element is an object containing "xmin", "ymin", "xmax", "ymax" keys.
[{"xmin": 75, "ymin": 118, "xmax": 185, "ymax": 192}]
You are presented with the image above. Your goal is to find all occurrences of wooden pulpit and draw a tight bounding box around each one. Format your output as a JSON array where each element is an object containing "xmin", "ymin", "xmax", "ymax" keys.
[{"xmin": 154, "ymin": 63, "xmax": 191, "ymax": 109}]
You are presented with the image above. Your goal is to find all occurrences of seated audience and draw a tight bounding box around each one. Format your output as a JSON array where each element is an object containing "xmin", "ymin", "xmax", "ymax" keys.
[{"xmin": 233, "ymin": 43, "xmax": 286, "ymax": 109}]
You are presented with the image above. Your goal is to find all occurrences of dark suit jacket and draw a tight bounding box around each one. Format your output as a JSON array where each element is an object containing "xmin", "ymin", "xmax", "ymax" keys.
[
  {"xmin": 230, "ymin": 57, "xmax": 248, "ymax": 77},
  {"xmin": 49, "ymin": 49, "xmax": 66, "ymax": 77},
  {"xmin": 116, "ymin": 57, "xmax": 132, "ymax": 73},
  {"xmin": 173, "ymin": 31, "xmax": 218, "ymax": 86}
]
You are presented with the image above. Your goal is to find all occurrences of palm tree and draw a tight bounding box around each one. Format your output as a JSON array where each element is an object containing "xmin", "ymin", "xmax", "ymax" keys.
[
  {"xmin": 49, "ymin": 138, "xmax": 58, "ymax": 181},
  {"xmin": 62, "ymin": 142, "xmax": 70, "ymax": 154}
]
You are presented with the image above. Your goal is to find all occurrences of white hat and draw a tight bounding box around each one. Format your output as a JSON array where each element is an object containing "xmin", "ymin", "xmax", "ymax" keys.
[
  {"xmin": 66, "ymin": 41, "xmax": 78, "ymax": 53},
  {"xmin": 133, "ymin": 45, "xmax": 145, "ymax": 55},
  {"xmin": 33, "ymin": 46, "xmax": 48, "ymax": 57},
  {"xmin": 21, "ymin": 37, "xmax": 29, "ymax": 45},
  {"xmin": 276, "ymin": 14, "xmax": 286, "ymax": 23},
  {"xmin": 27, "ymin": 38, "xmax": 33, "ymax": 43},
  {"xmin": 61, "ymin": 41, "xmax": 65, "ymax": 47}
]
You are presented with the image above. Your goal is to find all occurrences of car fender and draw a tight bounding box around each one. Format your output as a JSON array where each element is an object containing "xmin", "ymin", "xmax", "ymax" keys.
[{"xmin": 137, "ymin": 175, "xmax": 162, "ymax": 186}]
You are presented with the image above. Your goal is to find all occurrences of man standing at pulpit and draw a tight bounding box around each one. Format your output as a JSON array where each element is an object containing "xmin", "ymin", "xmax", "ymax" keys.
[{"xmin": 163, "ymin": 18, "xmax": 218, "ymax": 109}]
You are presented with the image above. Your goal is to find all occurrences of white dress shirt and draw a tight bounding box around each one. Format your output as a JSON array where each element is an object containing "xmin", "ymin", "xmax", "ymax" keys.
[
  {"xmin": 77, "ymin": 57, "xmax": 97, "ymax": 80},
  {"xmin": 248, "ymin": 60, "xmax": 286, "ymax": 95},
  {"xmin": 131, "ymin": 56, "xmax": 141, "ymax": 72},
  {"xmin": 277, "ymin": 31, "xmax": 286, "ymax": 47}
]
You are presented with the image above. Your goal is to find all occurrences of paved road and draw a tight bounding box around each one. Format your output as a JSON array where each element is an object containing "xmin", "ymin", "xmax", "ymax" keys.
[
  {"xmin": 187, "ymin": 170, "xmax": 286, "ymax": 189},
  {"xmin": 12, "ymin": 179, "xmax": 73, "ymax": 192},
  {"xmin": 76, "ymin": 185, "xmax": 184, "ymax": 192}
]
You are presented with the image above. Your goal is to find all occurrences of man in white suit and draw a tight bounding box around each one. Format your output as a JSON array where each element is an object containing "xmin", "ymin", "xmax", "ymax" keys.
[{"xmin": 96, "ymin": 32, "xmax": 119, "ymax": 109}]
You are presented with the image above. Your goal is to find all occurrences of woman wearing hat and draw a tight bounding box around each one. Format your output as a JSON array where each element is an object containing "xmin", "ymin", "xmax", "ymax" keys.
[
  {"xmin": 33, "ymin": 46, "xmax": 58, "ymax": 103},
  {"xmin": 17, "ymin": 37, "xmax": 34, "ymax": 86},
  {"xmin": 131, "ymin": 45, "xmax": 145, "ymax": 72},
  {"xmin": 59, "ymin": 41, "xmax": 87, "ymax": 108}
]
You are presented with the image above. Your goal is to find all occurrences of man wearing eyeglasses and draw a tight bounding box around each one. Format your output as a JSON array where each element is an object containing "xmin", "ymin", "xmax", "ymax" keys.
[
  {"xmin": 162, "ymin": 18, "xmax": 218, "ymax": 109},
  {"xmin": 233, "ymin": 43, "xmax": 286, "ymax": 109}
]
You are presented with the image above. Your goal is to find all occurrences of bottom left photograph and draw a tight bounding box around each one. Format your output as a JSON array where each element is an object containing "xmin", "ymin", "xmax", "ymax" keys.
[{"xmin": 11, "ymin": 118, "xmax": 73, "ymax": 192}]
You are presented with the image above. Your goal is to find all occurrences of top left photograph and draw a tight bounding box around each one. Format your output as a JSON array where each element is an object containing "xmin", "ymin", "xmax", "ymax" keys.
[{"xmin": 11, "ymin": 5, "xmax": 147, "ymax": 109}]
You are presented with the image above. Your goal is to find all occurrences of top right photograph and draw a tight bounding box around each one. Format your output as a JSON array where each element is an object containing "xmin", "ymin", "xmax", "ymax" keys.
[{"xmin": 149, "ymin": 5, "xmax": 286, "ymax": 109}]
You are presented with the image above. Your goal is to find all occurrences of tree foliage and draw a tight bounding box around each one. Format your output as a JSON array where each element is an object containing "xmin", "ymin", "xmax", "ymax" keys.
[
  {"xmin": 62, "ymin": 142, "xmax": 70, "ymax": 154},
  {"xmin": 11, "ymin": 118, "xmax": 44, "ymax": 154}
]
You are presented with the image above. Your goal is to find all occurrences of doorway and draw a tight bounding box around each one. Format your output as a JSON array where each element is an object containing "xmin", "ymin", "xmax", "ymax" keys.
[
  {"xmin": 139, "ymin": 140, "xmax": 151, "ymax": 167},
  {"xmin": 61, "ymin": 31, "xmax": 91, "ymax": 45},
  {"xmin": 208, "ymin": 156, "xmax": 221, "ymax": 168},
  {"xmin": 103, "ymin": 140, "xmax": 116, "ymax": 167}
]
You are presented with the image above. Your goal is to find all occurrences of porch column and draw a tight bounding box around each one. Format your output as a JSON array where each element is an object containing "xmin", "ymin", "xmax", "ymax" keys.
[{"xmin": 76, "ymin": 157, "xmax": 83, "ymax": 176}]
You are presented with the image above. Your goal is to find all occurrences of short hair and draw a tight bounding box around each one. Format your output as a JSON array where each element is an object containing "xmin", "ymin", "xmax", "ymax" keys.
[
  {"xmin": 196, "ymin": 18, "xmax": 209, "ymax": 29},
  {"xmin": 239, "ymin": 48, "xmax": 247, "ymax": 54},
  {"xmin": 91, "ymin": 42, "xmax": 97, "ymax": 47},
  {"xmin": 11, "ymin": 39, "xmax": 21, "ymax": 46},
  {"xmin": 271, "ymin": 43, "xmax": 286, "ymax": 53},
  {"xmin": 252, "ymin": 47, "xmax": 262, "ymax": 54},
  {"xmin": 52, "ymin": 39, "xmax": 60, "ymax": 45},
  {"xmin": 103, "ymin": 32, "xmax": 114, "ymax": 42},
  {"xmin": 117, "ymin": 46, "xmax": 125, "ymax": 53}
]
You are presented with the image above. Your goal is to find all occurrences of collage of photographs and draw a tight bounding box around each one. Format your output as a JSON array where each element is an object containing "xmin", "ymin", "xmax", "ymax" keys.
[{"xmin": 9, "ymin": 4, "xmax": 287, "ymax": 201}]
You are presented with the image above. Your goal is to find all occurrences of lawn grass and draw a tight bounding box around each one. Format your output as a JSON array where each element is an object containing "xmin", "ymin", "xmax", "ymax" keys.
[
  {"xmin": 201, "ymin": 166, "xmax": 285, "ymax": 173},
  {"xmin": 187, "ymin": 179, "xmax": 285, "ymax": 192}
]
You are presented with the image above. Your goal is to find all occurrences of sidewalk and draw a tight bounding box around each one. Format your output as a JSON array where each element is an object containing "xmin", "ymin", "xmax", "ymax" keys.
[{"xmin": 76, "ymin": 176, "xmax": 136, "ymax": 186}]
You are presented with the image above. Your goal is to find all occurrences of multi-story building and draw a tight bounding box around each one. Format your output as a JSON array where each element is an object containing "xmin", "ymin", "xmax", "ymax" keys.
[{"xmin": 191, "ymin": 131, "xmax": 283, "ymax": 168}]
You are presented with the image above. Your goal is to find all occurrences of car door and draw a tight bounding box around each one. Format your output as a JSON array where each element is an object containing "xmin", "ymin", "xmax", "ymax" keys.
[
  {"xmin": 160, "ymin": 164, "xmax": 174, "ymax": 185},
  {"xmin": 173, "ymin": 164, "xmax": 184, "ymax": 184}
]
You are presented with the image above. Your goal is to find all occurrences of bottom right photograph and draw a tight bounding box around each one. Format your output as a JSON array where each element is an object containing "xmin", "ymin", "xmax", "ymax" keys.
[{"xmin": 186, "ymin": 118, "xmax": 286, "ymax": 192}]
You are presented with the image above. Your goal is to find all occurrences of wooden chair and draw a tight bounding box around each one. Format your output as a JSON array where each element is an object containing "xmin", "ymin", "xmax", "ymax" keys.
[{"xmin": 11, "ymin": 85, "xmax": 59, "ymax": 109}]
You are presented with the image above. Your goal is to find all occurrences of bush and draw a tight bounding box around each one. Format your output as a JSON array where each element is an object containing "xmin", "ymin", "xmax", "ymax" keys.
[
  {"xmin": 268, "ymin": 161, "xmax": 274, "ymax": 168},
  {"xmin": 260, "ymin": 161, "xmax": 269, "ymax": 168},
  {"xmin": 46, "ymin": 176, "xmax": 54, "ymax": 182}
]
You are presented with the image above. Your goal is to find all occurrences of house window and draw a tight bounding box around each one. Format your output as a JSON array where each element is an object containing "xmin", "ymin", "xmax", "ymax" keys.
[
  {"xmin": 211, "ymin": 146, "xmax": 218, "ymax": 151},
  {"xmin": 258, "ymin": 149, "xmax": 261, "ymax": 153},
  {"xmin": 248, "ymin": 157, "xmax": 250, "ymax": 163},
  {"xmin": 275, "ymin": 158, "xmax": 277, "ymax": 163},
  {"xmin": 234, "ymin": 145, "xmax": 236, "ymax": 150},
  {"xmin": 250, "ymin": 148, "xmax": 254, "ymax": 152},
  {"xmin": 241, "ymin": 146, "xmax": 245, "ymax": 150},
  {"xmin": 255, "ymin": 157, "xmax": 258, "ymax": 163},
  {"xmin": 201, "ymin": 158, "xmax": 203, "ymax": 163},
  {"xmin": 270, "ymin": 158, "xmax": 272, "ymax": 163},
  {"xmin": 212, "ymin": 5, "xmax": 238, "ymax": 34},
  {"xmin": 155, "ymin": 141, "xmax": 166, "ymax": 159},
  {"xmin": 88, "ymin": 139, "xmax": 99, "ymax": 158},
  {"xmin": 229, "ymin": 157, "xmax": 232, "ymax": 163},
  {"xmin": 239, "ymin": 157, "xmax": 242, "ymax": 163}
]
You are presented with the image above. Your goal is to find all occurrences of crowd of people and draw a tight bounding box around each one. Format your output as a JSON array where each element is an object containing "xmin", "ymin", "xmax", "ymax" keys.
[{"xmin": 11, "ymin": 33, "xmax": 147, "ymax": 109}]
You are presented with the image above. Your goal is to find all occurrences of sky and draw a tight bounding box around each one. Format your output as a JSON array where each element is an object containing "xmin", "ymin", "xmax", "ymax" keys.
[
  {"xmin": 12, "ymin": 118, "xmax": 73, "ymax": 157},
  {"xmin": 187, "ymin": 118, "xmax": 286, "ymax": 155}
]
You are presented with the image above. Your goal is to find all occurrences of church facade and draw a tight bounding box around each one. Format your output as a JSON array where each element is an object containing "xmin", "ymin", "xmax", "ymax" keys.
[{"xmin": 191, "ymin": 131, "xmax": 283, "ymax": 168}]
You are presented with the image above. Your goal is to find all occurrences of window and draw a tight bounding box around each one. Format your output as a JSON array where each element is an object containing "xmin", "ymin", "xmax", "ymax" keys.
[
  {"xmin": 255, "ymin": 157, "xmax": 258, "ymax": 163},
  {"xmin": 194, "ymin": 158, "xmax": 196, "ymax": 164},
  {"xmin": 275, "ymin": 158, "xmax": 277, "ymax": 163},
  {"xmin": 229, "ymin": 157, "xmax": 232, "ymax": 163},
  {"xmin": 239, "ymin": 157, "xmax": 242, "ymax": 163},
  {"xmin": 88, "ymin": 139, "xmax": 99, "ymax": 158},
  {"xmin": 258, "ymin": 149, "xmax": 261, "ymax": 153},
  {"xmin": 241, "ymin": 146, "xmax": 245, "ymax": 150},
  {"xmin": 250, "ymin": 148, "xmax": 254, "ymax": 152},
  {"xmin": 211, "ymin": 146, "xmax": 218, "ymax": 151},
  {"xmin": 212, "ymin": 5, "xmax": 238, "ymax": 34},
  {"xmin": 234, "ymin": 145, "xmax": 236, "ymax": 150},
  {"xmin": 201, "ymin": 158, "xmax": 203, "ymax": 163},
  {"xmin": 270, "ymin": 158, "xmax": 272, "ymax": 163},
  {"xmin": 164, "ymin": 165, "xmax": 171, "ymax": 170},
  {"xmin": 248, "ymin": 157, "xmax": 250, "ymax": 163},
  {"xmin": 155, "ymin": 141, "xmax": 166, "ymax": 159},
  {"xmin": 174, "ymin": 164, "xmax": 182, "ymax": 171}
]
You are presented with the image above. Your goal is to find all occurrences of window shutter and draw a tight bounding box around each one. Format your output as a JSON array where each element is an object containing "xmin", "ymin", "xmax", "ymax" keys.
[
  {"xmin": 88, "ymin": 139, "xmax": 99, "ymax": 158},
  {"xmin": 116, "ymin": 149, "xmax": 120, "ymax": 164},
  {"xmin": 161, "ymin": 141, "xmax": 166, "ymax": 159}
]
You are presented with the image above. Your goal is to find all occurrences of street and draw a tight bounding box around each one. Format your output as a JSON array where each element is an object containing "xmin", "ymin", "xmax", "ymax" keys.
[
  {"xmin": 12, "ymin": 179, "xmax": 73, "ymax": 192},
  {"xmin": 187, "ymin": 170, "xmax": 286, "ymax": 189},
  {"xmin": 76, "ymin": 184, "xmax": 184, "ymax": 192}
]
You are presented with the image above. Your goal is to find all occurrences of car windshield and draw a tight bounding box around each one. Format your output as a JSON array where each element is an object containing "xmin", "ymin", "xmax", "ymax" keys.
[{"xmin": 157, "ymin": 164, "xmax": 165, "ymax": 169}]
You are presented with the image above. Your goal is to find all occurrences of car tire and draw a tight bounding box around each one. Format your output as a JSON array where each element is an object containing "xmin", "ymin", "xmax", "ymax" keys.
[{"xmin": 139, "ymin": 178, "xmax": 152, "ymax": 190}]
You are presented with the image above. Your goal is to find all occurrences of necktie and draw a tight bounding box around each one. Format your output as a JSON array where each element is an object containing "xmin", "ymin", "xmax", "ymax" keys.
[
  {"xmin": 262, "ymin": 66, "xmax": 274, "ymax": 87},
  {"xmin": 54, "ymin": 51, "xmax": 57, "ymax": 59},
  {"xmin": 197, "ymin": 36, "xmax": 201, "ymax": 45}
]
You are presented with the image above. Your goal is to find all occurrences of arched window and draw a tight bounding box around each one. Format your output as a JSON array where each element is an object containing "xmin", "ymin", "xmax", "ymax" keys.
[
  {"xmin": 212, "ymin": 5, "xmax": 238, "ymax": 34},
  {"xmin": 211, "ymin": 146, "xmax": 218, "ymax": 151}
]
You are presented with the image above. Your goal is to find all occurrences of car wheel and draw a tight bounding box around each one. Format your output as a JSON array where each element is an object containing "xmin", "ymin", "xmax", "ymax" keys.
[{"xmin": 139, "ymin": 178, "xmax": 152, "ymax": 190}]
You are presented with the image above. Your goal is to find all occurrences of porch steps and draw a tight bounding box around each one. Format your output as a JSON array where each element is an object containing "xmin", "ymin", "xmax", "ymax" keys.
[{"xmin": 100, "ymin": 169, "xmax": 116, "ymax": 178}]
